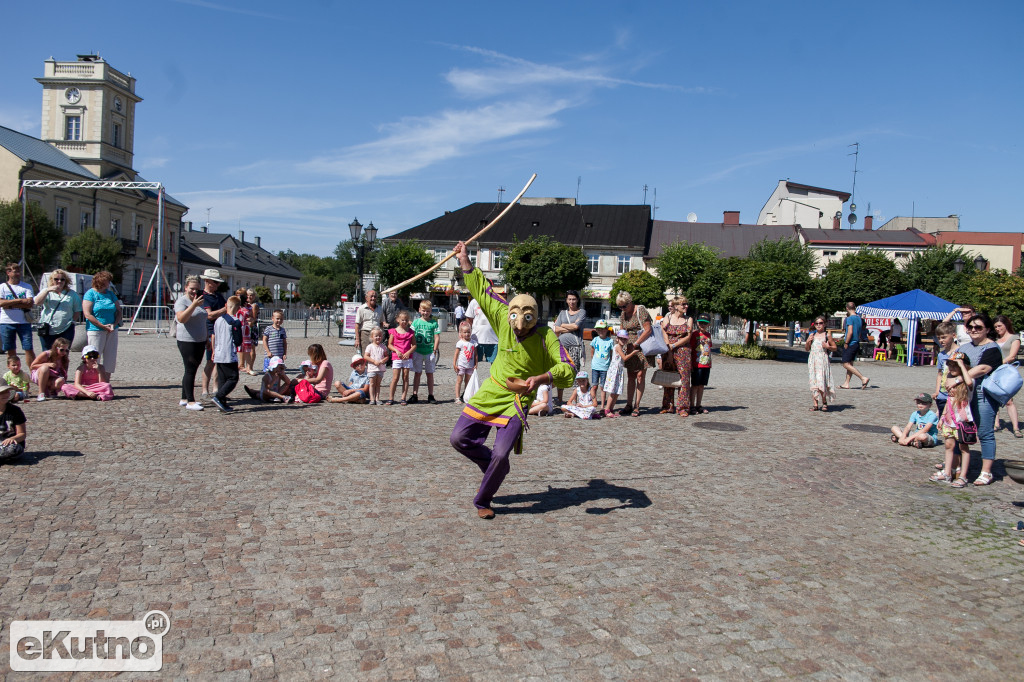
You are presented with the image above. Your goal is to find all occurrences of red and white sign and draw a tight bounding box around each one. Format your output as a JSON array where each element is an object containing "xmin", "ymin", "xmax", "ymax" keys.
[
  {"xmin": 340, "ymin": 294, "xmax": 349, "ymax": 302},
  {"xmin": 863, "ymin": 316, "xmax": 893, "ymax": 340}
]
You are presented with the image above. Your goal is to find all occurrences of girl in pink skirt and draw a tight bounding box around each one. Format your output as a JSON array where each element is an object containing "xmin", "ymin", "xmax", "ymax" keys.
[{"xmin": 62, "ymin": 345, "xmax": 114, "ymax": 401}]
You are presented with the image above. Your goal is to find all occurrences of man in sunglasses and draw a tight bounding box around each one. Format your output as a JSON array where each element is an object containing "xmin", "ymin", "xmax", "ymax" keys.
[{"xmin": 0, "ymin": 263, "xmax": 36, "ymax": 368}]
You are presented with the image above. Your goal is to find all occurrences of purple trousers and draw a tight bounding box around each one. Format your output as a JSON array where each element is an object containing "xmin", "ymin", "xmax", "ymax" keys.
[{"xmin": 450, "ymin": 413, "xmax": 524, "ymax": 510}]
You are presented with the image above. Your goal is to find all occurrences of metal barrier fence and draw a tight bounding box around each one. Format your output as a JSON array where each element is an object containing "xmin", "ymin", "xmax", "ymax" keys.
[{"xmin": 123, "ymin": 305, "xmax": 174, "ymax": 334}]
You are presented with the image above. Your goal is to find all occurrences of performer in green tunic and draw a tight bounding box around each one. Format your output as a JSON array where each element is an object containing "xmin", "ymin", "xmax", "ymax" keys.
[{"xmin": 449, "ymin": 241, "xmax": 576, "ymax": 519}]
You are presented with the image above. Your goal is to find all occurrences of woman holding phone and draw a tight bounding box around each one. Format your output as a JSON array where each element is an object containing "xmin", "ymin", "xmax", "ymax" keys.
[
  {"xmin": 806, "ymin": 316, "xmax": 837, "ymax": 411},
  {"xmin": 174, "ymin": 275, "xmax": 209, "ymax": 410}
]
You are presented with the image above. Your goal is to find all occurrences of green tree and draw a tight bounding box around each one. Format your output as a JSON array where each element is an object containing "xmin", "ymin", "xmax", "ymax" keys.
[
  {"xmin": 748, "ymin": 237, "xmax": 818, "ymax": 273},
  {"xmin": 901, "ymin": 244, "xmax": 979, "ymax": 303},
  {"xmin": 375, "ymin": 240, "xmax": 436, "ymax": 300},
  {"xmin": 715, "ymin": 259, "xmax": 816, "ymax": 329},
  {"xmin": 278, "ymin": 250, "xmax": 339, "ymax": 279},
  {"xmin": 253, "ymin": 285, "xmax": 273, "ymax": 304},
  {"xmin": 819, "ymin": 248, "xmax": 905, "ymax": 312},
  {"xmin": 502, "ymin": 235, "xmax": 590, "ymax": 303},
  {"xmin": 60, "ymin": 229, "xmax": 124, "ymax": 281},
  {"xmin": 297, "ymin": 275, "xmax": 339, "ymax": 307},
  {"xmin": 0, "ymin": 199, "xmax": 65, "ymax": 277},
  {"xmin": 965, "ymin": 271, "xmax": 1024, "ymax": 332},
  {"xmin": 653, "ymin": 241, "xmax": 719, "ymax": 295},
  {"xmin": 609, "ymin": 269, "xmax": 667, "ymax": 310}
]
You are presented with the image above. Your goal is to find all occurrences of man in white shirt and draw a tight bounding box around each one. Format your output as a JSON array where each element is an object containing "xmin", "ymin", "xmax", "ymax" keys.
[
  {"xmin": 354, "ymin": 290, "xmax": 382, "ymax": 353},
  {"xmin": 0, "ymin": 262, "xmax": 36, "ymax": 367},
  {"xmin": 464, "ymin": 297, "xmax": 498, "ymax": 363}
]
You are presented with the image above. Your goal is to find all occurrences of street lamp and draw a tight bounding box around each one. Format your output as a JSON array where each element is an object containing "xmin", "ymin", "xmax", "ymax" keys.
[
  {"xmin": 348, "ymin": 218, "xmax": 378, "ymax": 303},
  {"xmin": 954, "ymin": 257, "xmax": 965, "ymax": 273},
  {"xmin": 974, "ymin": 255, "xmax": 988, "ymax": 272}
]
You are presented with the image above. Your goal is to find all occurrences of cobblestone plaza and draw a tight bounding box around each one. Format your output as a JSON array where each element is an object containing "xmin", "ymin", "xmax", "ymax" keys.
[{"xmin": 1, "ymin": 332, "xmax": 1022, "ymax": 679}]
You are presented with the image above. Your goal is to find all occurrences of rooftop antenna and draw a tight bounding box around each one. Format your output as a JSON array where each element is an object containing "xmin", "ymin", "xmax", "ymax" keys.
[
  {"xmin": 206, "ymin": 207, "xmax": 212, "ymax": 229},
  {"xmin": 848, "ymin": 142, "xmax": 860, "ymax": 204},
  {"xmin": 497, "ymin": 186, "xmax": 506, "ymax": 203},
  {"xmin": 576, "ymin": 176, "xmax": 581, "ymax": 203},
  {"xmin": 642, "ymin": 184, "xmax": 649, "ymax": 205},
  {"xmin": 652, "ymin": 188, "xmax": 658, "ymax": 219}
]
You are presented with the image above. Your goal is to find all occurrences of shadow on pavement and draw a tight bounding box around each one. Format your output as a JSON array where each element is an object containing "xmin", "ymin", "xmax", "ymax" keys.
[
  {"xmin": 7, "ymin": 450, "xmax": 84, "ymax": 466},
  {"xmin": 494, "ymin": 478, "xmax": 652, "ymax": 515}
]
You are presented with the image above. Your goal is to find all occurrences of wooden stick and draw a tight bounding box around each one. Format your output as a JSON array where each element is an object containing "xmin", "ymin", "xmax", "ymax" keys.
[{"xmin": 381, "ymin": 173, "xmax": 537, "ymax": 294}]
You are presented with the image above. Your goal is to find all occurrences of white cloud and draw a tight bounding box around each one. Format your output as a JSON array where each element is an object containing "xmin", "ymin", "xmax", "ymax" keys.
[
  {"xmin": 298, "ymin": 99, "xmax": 570, "ymax": 181},
  {"xmin": 0, "ymin": 109, "xmax": 40, "ymax": 136}
]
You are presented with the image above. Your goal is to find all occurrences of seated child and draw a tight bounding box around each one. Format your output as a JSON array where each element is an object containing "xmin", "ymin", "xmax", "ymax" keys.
[
  {"xmin": 244, "ymin": 356, "xmax": 294, "ymax": 403},
  {"xmin": 61, "ymin": 345, "xmax": 114, "ymax": 401},
  {"xmin": 31, "ymin": 337, "xmax": 70, "ymax": 401},
  {"xmin": 3, "ymin": 355, "xmax": 30, "ymax": 402},
  {"xmin": 294, "ymin": 344, "xmax": 333, "ymax": 404},
  {"xmin": 0, "ymin": 379, "xmax": 26, "ymax": 463},
  {"xmin": 329, "ymin": 354, "xmax": 370, "ymax": 403},
  {"xmin": 890, "ymin": 392, "xmax": 939, "ymax": 448},
  {"xmin": 528, "ymin": 383, "xmax": 553, "ymax": 416},
  {"xmin": 561, "ymin": 371, "xmax": 597, "ymax": 419}
]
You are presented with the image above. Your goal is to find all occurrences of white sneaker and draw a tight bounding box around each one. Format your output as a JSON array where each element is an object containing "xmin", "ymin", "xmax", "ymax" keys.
[
  {"xmin": 179, "ymin": 399, "xmax": 188, "ymax": 407},
  {"xmin": 36, "ymin": 394, "xmax": 46, "ymax": 402},
  {"xmin": 185, "ymin": 402, "xmax": 204, "ymax": 411}
]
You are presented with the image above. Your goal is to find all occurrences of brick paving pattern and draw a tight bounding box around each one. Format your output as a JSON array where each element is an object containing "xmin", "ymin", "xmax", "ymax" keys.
[{"xmin": 1, "ymin": 331, "xmax": 1022, "ymax": 679}]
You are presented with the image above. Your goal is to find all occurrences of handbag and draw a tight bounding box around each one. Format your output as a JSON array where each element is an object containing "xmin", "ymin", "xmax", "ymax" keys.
[
  {"xmin": 651, "ymin": 369, "xmax": 682, "ymax": 387},
  {"xmin": 982, "ymin": 361, "xmax": 1022, "ymax": 407},
  {"xmin": 640, "ymin": 321, "xmax": 670, "ymax": 356},
  {"xmin": 958, "ymin": 422, "xmax": 978, "ymax": 445}
]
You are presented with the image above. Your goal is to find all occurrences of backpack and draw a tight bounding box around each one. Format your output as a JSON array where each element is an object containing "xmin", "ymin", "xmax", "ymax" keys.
[
  {"xmin": 230, "ymin": 319, "xmax": 243, "ymax": 348},
  {"xmin": 983, "ymin": 361, "xmax": 1022, "ymax": 407},
  {"xmin": 294, "ymin": 379, "xmax": 322, "ymax": 404}
]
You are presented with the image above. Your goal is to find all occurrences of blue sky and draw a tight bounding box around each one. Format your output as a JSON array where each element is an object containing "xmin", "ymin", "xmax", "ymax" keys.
[{"xmin": 2, "ymin": 0, "xmax": 1021, "ymax": 256}]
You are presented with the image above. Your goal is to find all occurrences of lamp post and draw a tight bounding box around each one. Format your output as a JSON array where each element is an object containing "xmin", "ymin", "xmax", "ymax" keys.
[
  {"xmin": 954, "ymin": 257, "xmax": 964, "ymax": 273},
  {"xmin": 348, "ymin": 217, "xmax": 378, "ymax": 303},
  {"xmin": 973, "ymin": 255, "xmax": 988, "ymax": 272}
]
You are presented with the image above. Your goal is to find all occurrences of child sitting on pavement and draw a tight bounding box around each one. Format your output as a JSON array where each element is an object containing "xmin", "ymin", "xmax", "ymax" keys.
[
  {"xmin": 31, "ymin": 336, "xmax": 70, "ymax": 401},
  {"xmin": 294, "ymin": 344, "xmax": 333, "ymax": 404},
  {"xmin": 528, "ymin": 382, "xmax": 553, "ymax": 416},
  {"xmin": 330, "ymin": 354, "xmax": 370, "ymax": 403},
  {"xmin": 62, "ymin": 345, "xmax": 113, "ymax": 401},
  {"xmin": 560, "ymin": 371, "xmax": 597, "ymax": 419},
  {"xmin": 4, "ymin": 355, "xmax": 29, "ymax": 402},
  {"xmin": 244, "ymin": 356, "xmax": 294, "ymax": 403},
  {"xmin": 890, "ymin": 392, "xmax": 940, "ymax": 448},
  {"xmin": 0, "ymin": 379, "xmax": 27, "ymax": 463}
]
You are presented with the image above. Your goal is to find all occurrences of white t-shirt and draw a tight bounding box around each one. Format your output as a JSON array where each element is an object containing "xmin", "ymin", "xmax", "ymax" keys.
[
  {"xmin": 0, "ymin": 281, "xmax": 35, "ymax": 325},
  {"xmin": 465, "ymin": 299, "xmax": 498, "ymax": 345},
  {"xmin": 455, "ymin": 339, "xmax": 477, "ymax": 370}
]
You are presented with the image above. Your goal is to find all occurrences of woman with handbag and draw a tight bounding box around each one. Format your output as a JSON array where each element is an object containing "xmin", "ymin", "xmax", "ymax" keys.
[
  {"xmin": 993, "ymin": 315, "xmax": 1022, "ymax": 437},
  {"xmin": 616, "ymin": 291, "xmax": 654, "ymax": 416},
  {"xmin": 32, "ymin": 269, "xmax": 82, "ymax": 351},
  {"xmin": 959, "ymin": 313, "xmax": 1004, "ymax": 485},
  {"xmin": 659, "ymin": 297, "xmax": 693, "ymax": 416}
]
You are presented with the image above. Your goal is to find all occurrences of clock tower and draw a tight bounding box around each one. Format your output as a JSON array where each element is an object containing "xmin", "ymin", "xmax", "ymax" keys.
[{"xmin": 36, "ymin": 54, "xmax": 142, "ymax": 179}]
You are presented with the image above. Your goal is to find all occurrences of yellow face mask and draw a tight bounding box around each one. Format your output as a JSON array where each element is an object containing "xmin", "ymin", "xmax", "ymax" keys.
[{"xmin": 508, "ymin": 294, "xmax": 538, "ymax": 335}]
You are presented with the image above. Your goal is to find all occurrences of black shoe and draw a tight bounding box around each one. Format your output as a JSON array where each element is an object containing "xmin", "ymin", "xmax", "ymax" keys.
[
  {"xmin": 211, "ymin": 396, "xmax": 232, "ymax": 413},
  {"xmin": 408, "ymin": 394, "xmax": 419, "ymax": 404},
  {"xmin": 427, "ymin": 395, "xmax": 436, "ymax": 403}
]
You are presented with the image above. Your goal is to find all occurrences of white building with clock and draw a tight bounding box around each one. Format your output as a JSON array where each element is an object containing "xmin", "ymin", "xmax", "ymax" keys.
[{"xmin": 0, "ymin": 54, "xmax": 188, "ymax": 303}]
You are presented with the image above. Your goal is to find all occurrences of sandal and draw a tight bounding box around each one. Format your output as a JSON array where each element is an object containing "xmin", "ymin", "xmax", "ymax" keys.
[
  {"xmin": 891, "ymin": 434, "xmax": 899, "ymax": 443},
  {"xmin": 912, "ymin": 440, "xmax": 923, "ymax": 449},
  {"xmin": 973, "ymin": 471, "xmax": 994, "ymax": 486},
  {"xmin": 658, "ymin": 408, "xmax": 673, "ymax": 414},
  {"xmin": 820, "ymin": 405, "xmax": 829, "ymax": 412},
  {"xmin": 951, "ymin": 477, "xmax": 969, "ymax": 488},
  {"xmin": 930, "ymin": 471, "xmax": 951, "ymax": 483},
  {"xmin": 1014, "ymin": 430, "xmax": 1024, "ymax": 438},
  {"xmin": 810, "ymin": 405, "xmax": 819, "ymax": 412},
  {"xmin": 934, "ymin": 462, "xmax": 945, "ymax": 470},
  {"xmin": 631, "ymin": 409, "xmax": 640, "ymax": 417},
  {"xmin": 604, "ymin": 409, "xmax": 619, "ymax": 419},
  {"xmin": 400, "ymin": 400, "xmax": 407, "ymax": 406}
]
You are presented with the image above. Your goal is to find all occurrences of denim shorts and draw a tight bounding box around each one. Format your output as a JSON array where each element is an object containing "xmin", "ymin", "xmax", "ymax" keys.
[
  {"xmin": 591, "ymin": 369, "xmax": 607, "ymax": 387},
  {"xmin": 0, "ymin": 323, "xmax": 33, "ymax": 353}
]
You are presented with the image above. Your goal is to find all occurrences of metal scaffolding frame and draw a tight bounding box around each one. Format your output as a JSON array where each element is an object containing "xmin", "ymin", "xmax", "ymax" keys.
[{"xmin": 20, "ymin": 179, "xmax": 168, "ymax": 335}]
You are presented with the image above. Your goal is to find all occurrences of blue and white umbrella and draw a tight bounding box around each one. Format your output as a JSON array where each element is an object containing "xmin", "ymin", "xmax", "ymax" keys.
[{"xmin": 856, "ymin": 289, "xmax": 962, "ymax": 366}]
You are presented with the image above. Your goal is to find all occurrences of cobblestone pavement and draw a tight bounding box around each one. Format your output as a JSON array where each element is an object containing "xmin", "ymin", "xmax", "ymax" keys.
[{"xmin": 1, "ymin": 332, "xmax": 1023, "ymax": 680}]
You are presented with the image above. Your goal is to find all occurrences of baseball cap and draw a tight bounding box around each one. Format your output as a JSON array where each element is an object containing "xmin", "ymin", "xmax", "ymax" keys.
[
  {"xmin": 697, "ymin": 317, "xmax": 710, "ymax": 324},
  {"xmin": 576, "ymin": 370, "xmax": 588, "ymax": 380},
  {"xmin": 350, "ymin": 353, "xmax": 366, "ymax": 367},
  {"xmin": 914, "ymin": 392, "xmax": 933, "ymax": 405},
  {"xmin": 0, "ymin": 378, "xmax": 12, "ymax": 394},
  {"xmin": 82, "ymin": 345, "xmax": 99, "ymax": 357},
  {"xmin": 594, "ymin": 320, "xmax": 609, "ymax": 329}
]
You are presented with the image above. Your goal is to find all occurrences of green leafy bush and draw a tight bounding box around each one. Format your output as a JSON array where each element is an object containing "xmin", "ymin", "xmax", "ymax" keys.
[{"xmin": 719, "ymin": 343, "xmax": 777, "ymax": 360}]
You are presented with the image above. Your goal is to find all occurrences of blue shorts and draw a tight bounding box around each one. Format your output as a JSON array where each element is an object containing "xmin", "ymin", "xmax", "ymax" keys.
[
  {"xmin": 591, "ymin": 369, "xmax": 607, "ymax": 387},
  {"xmin": 1, "ymin": 323, "xmax": 33, "ymax": 353},
  {"xmin": 341, "ymin": 384, "xmax": 369, "ymax": 400}
]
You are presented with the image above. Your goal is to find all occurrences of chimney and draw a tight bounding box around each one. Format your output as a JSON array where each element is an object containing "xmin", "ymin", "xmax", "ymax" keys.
[
  {"xmin": 832, "ymin": 214, "xmax": 841, "ymax": 230},
  {"xmin": 723, "ymin": 210, "xmax": 740, "ymax": 225},
  {"xmin": 255, "ymin": 236, "xmax": 261, "ymax": 248},
  {"xmin": 864, "ymin": 215, "xmax": 873, "ymax": 231},
  {"xmin": 239, "ymin": 229, "xmax": 245, "ymax": 243}
]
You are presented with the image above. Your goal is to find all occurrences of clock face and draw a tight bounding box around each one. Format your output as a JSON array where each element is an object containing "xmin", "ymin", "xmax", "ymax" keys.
[
  {"xmin": 114, "ymin": 96, "xmax": 122, "ymax": 112},
  {"xmin": 65, "ymin": 87, "xmax": 81, "ymax": 104}
]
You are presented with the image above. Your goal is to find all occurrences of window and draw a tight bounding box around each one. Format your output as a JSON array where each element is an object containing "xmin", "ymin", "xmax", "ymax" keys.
[
  {"xmin": 55, "ymin": 206, "xmax": 66, "ymax": 233},
  {"xmin": 469, "ymin": 249, "xmax": 477, "ymax": 267},
  {"xmin": 168, "ymin": 231, "xmax": 175, "ymax": 253},
  {"xmin": 588, "ymin": 254, "xmax": 600, "ymax": 274},
  {"xmin": 65, "ymin": 115, "xmax": 81, "ymax": 141},
  {"xmin": 617, "ymin": 255, "xmax": 632, "ymax": 274},
  {"xmin": 80, "ymin": 211, "xmax": 92, "ymax": 229},
  {"xmin": 135, "ymin": 224, "xmax": 143, "ymax": 242},
  {"xmin": 110, "ymin": 218, "xmax": 121, "ymax": 237},
  {"xmin": 112, "ymin": 122, "xmax": 122, "ymax": 148},
  {"xmin": 895, "ymin": 252, "xmax": 909, "ymax": 259},
  {"xmin": 491, "ymin": 251, "xmax": 503, "ymax": 270},
  {"xmin": 434, "ymin": 247, "xmax": 447, "ymax": 263},
  {"xmin": 822, "ymin": 250, "xmax": 838, "ymax": 257}
]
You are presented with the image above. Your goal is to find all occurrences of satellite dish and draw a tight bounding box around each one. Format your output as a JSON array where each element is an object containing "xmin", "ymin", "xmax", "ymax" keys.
[{"xmin": 686, "ymin": 212, "xmax": 698, "ymax": 223}]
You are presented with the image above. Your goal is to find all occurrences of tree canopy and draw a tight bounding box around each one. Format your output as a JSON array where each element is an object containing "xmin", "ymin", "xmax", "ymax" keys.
[
  {"xmin": 819, "ymin": 248, "xmax": 905, "ymax": 312},
  {"xmin": 0, "ymin": 200, "xmax": 64, "ymax": 278},
  {"xmin": 901, "ymin": 244, "xmax": 979, "ymax": 303},
  {"xmin": 374, "ymin": 240, "xmax": 436, "ymax": 300},
  {"xmin": 713, "ymin": 258, "xmax": 816, "ymax": 326},
  {"xmin": 653, "ymin": 241, "xmax": 719, "ymax": 296},
  {"xmin": 609, "ymin": 269, "xmax": 667, "ymax": 310},
  {"xmin": 965, "ymin": 270, "xmax": 1024, "ymax": 332},
  {"xmin": 60, "ymin": 229, "xmax": 124, "ymax": 281},
  {"xmin": 297, "ymin": 275, "xmax": 339, "ymax": 307},
  {"xmin": 748, "ymin": 237, "xmax": 818, "ymax": 273},
  {"xmin": 502, "ymin": 235, "xmax": 590, "ymax": 303}
]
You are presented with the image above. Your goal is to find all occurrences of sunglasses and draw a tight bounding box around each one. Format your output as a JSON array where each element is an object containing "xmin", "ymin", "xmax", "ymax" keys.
[
  {"xmin": 52, "ymin": 277, "xmax": 66, "ymax": 282},
  {"xmin": 85, "ymin": 353, "xmax": 99, "ymax": 358},
  {"xmin": 967, "ymin": 324, "xmax": 986, "ymax": 331}
]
